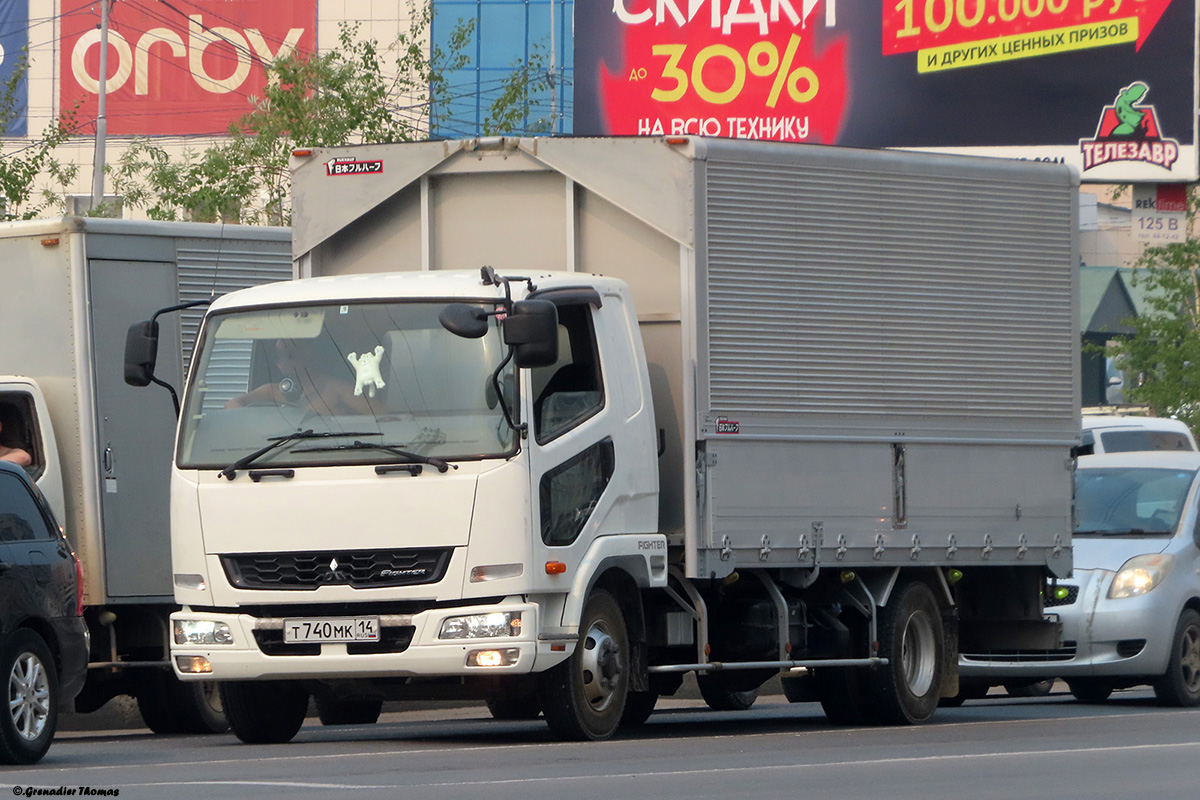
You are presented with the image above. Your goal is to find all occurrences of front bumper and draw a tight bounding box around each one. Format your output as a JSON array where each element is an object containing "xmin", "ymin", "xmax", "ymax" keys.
[
  {"xmin": 170, "ymin": 599, "xmax": 565, "ymax": 681},
  {"xmin": 959, "ymin": 568, "xmax": 1175, "ymax": 681}
]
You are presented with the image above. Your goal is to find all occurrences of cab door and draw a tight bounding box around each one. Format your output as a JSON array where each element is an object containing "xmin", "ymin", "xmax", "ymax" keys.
[{"xmin": 527, "ymin": 300, "xmax": 617, "ymax": 593}]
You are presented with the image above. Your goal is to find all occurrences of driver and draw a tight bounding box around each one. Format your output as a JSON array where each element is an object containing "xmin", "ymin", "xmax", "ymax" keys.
[
  {"xmin": 0, "ymin": 416, "xmax": 31, "ymax": 467},
  {"xmin": 226, "ymin": 338, "xmax": 373, "ymax": 416}
]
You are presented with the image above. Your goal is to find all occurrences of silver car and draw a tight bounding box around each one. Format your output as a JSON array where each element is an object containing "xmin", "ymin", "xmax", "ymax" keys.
[{"xmin": 958, "ymin": 451, "xmax": 1200, "ymax": 705}]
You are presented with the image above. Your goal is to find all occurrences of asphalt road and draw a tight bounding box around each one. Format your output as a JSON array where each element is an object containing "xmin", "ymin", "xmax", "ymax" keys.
[{"xmin": 12, "ymin": 687, "xmax": 1200, "ymax": 800}]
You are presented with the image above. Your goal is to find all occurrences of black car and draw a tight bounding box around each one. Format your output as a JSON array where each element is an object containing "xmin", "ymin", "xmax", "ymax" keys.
[{"xmin": 0, "ymin": 460, "xmax": 88, "ymax": 764}]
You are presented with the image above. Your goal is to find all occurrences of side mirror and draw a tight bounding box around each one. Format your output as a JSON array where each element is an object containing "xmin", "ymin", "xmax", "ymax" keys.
[
  {"xmin": 439, "ymin": 303, "xmax": 490, "ymax": 339},
  {"xmin": 504, "ymin": 300, "xmax": 558, "ymax": 368},
  {"xmin": 124, "ymin": 320, "xmax": 160, "ymax": 387}
]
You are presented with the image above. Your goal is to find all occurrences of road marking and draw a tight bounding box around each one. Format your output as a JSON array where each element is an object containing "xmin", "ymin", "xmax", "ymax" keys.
[
  {"xmin": 92, "ymin": 740, "xmax": 1200, "ymax": 792},
  {"xmin": 16, "ymin": 707, "xmax": 1199, "ymax": 780}
]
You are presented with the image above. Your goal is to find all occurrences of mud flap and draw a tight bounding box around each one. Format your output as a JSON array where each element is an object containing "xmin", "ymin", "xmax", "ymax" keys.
[{"xmin": 940, "ymin": 608, "xmax": 959, "ymax": 698}]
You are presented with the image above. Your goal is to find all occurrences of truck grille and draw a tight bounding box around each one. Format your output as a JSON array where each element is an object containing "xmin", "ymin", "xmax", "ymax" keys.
[{"xmin": 221, "ymin": 548, "xmax": 452, "ymax": 590}]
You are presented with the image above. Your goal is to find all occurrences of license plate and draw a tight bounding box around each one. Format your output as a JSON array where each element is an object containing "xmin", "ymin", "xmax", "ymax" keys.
[{"xmin": 283, "ymin": 617, "xmax": 380, "ymax": 644}]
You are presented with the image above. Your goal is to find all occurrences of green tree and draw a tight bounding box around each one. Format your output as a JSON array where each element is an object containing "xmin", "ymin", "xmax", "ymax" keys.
[
  {"xmin": 110, "ymin": 5, "xmax": 549, "ymax": 225},
  {"xmin": 0, "ymin": 51, "xmax": 78, "ymax": 220},
  {"xmin": 1106, "ymin": 185, "xmax": 1200, "ymax": 429}
]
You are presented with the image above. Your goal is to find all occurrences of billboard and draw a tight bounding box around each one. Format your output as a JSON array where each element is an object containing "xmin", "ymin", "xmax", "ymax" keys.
[
  {"xmin": 60, "ymin": 0, "xmax": 317, "ymax": 136},
  {"xmin": 573, "ymin": 0, "xmax": 1199, "ymax": 182},
  {"xmin": 0, "ymin": 0, "xmax": 26, "ymax": 136}
]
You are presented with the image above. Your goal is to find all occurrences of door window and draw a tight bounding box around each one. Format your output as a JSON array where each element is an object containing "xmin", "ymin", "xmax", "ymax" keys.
[
  {"xmin": 0, "ymin": 396, "xmax": 39, "ymax": 477},
  {"xmin": 0, "ymin": 472, "xmax": 52, "ymax": 542},
  {"xmin": 531, "ymin": 304, "xmax": 604, "ymax": 443},
  {"xmin": 539, "ymin": 439, "xmax": 615, "ymax": 546}
]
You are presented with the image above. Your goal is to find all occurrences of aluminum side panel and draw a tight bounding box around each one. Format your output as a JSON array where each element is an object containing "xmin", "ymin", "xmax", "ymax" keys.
[{"xmin": 698, "ymin": 153, "xmax": 1079, "ymax": 439}]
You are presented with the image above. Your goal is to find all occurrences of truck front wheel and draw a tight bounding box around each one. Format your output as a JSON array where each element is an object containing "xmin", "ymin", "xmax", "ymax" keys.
[
  {"xmin": 220, "ymin": 680, "xmax": 309, "ymax": 744},
  {"xmin": 137, "ymin": 673, "xmax": 228, "ymax": 734},
  {"xmin": 871, "ymin": 580, "xmax": 944, "ymax": 724},
  {"xmin": 538, "ymin": 590, "xmax": 630, "ymax": 741}
]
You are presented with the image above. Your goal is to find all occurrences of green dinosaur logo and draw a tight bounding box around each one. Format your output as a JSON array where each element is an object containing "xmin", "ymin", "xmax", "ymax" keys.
[{"xmin": 1079, "ymin": 82, "xmax": 1179, "ymax": 172}]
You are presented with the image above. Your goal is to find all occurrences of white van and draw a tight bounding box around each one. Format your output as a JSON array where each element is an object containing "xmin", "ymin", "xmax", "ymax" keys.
[{"xmin": 1080, "ymin": 415, "xmax": 1198, "ymax": 455}]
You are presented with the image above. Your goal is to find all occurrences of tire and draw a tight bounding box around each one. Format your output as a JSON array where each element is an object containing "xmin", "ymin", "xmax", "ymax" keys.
[
  {"xmin": 870, "ymin": 580, "xmax": 944, "ymax": 725},
  {"xmin": 537, "ymin": 590, "xmax": 630, "ymax": 741},
  {"xmin": 1154, "ymin": 608, "xmax": 1200, "ymax": 707},
  {"xmin": 1067, "ymin": 678, "xmax": 1114, "ymax": 703},
  {"xmin": 175, "ymin": 680, "xmax": 229, "ymax": 733},
  {"xmin": 315, "ymin": 695, "xmax": 383, "ymax": 726},
  {"xmin": 137, "ymin": 673, "xmax": 229, "ymax": 734},
  {"xmin": 780, "ymin": 675, "xmax": 813, "ymax": 704},
  {"xmin": 814, "ymin": 667, "xmax": 875, "ymax": 725},
  {"xmin": 220, "ymin": 680, "xmax": 309, "ymax": 744},
  {"xmin": 485, "ymin": 693, "xmax": 541, "ymax": 721},
  {"xmin": 0, "ymin": 630, "xmax": 58, "ymax": 765},
  {"xmin": 136, "ymin": 671, "xmax": 183, "ymax": 734},
  {"xmin": 1005, "ymin": 679, "xmax": 1054, "ymax": 698},
  {"xmin": 619, "ymin": 691, "xmax": 658, "ymax": 728},
  {"xmin": 696, "ymin": 674, "xmax": 758, "ymax": 711}
]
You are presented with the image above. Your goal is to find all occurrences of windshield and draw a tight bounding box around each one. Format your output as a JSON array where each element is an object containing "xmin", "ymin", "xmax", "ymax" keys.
[
  {"xmin": 178, "ymin": 301, "xmax": 516, "ymax": 469},
  {"xmin": 1075, "ymin": 467, "xmax": 1197, "ymax": 536},
  {"xmin": 1098, "ymin": 429, "xmax": 1194, "ymax": 453}
]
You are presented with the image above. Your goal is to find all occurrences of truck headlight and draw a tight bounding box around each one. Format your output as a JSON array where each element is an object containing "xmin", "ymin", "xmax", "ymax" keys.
[
  {"xmin": 1109, "ymin": 554, "xmax": 1174, "ymax": 599},
  {"xmin": 174, "ymin": 619, "xmax": 235, "ymax": 645},
  {"xmin": 439, "ymin": 611, "xmax": 522, "ymax": 640}
]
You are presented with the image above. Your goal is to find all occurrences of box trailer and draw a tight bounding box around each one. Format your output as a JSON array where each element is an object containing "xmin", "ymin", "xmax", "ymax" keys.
[{"xmin": 0, "ymin": 217, "xmax": 291, "ymax": 732}]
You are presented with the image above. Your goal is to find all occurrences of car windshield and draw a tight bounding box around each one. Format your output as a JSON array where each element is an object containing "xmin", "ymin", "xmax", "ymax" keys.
[
  {"xmin": 178, "ymin": 301, "xmax": 516, "ymax": 469},
  {"xmin": 1075, "ymin": 466, "xmax": 1197, "ymax": 536},
  {"xmin": 1098, "ymin": 429, "xmax": 1194, "ymax": 453}
]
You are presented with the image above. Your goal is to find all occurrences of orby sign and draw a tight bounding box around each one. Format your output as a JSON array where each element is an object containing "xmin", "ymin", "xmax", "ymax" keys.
[{"xmin": 60, "ymin": 0, "xmax": 316, "ymax": 136}]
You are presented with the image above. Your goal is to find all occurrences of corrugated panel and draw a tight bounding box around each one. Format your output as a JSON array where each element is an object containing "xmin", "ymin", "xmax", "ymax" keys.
[
  {"xmin": 176, "ymin": 238, "xmax": 293, "ymax": 375},
  {"xmin": 703, "ymin": 160, "xmax": 1076, "ymax": 423}
]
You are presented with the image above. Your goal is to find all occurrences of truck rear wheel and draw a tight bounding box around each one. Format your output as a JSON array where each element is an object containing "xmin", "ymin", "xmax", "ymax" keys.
[
  {"xmin": 814, "ymin": 667, "xmax": 875, "ymax": 725},
  {"xmin": 538, "ymin": 590, "xmax": 630, "ymax": 741},
  {"xmin": 870, "ymin": 580, "xmax": 944, "ymax": 725},
  {"xmin": 696, "ymin": 674, "xmax": 758, "ymax": 711},
  {"xmin": 1067, "ymin": 678, "xmax": 1113, "ymax": 703},
  {"xmin": 220, "ymin": 680, "xmax": 309, "ymax": 744}
]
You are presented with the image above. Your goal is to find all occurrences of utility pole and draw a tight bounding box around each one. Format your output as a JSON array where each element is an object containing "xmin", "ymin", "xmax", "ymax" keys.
[
  {"xmin": 90, "ymin": 0, "xmax": 112, "ymax": 209},
  {"xmin": 549, "ymin": 0, "xmax": 557, "ymax": 133}
]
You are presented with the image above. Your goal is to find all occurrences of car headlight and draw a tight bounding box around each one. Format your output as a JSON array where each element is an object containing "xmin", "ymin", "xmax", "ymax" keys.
[
  {"xmin": 174, "ymin": 619, "xmax": 234, "ymax": 645},
  {"xmin": 1108, "ymin": 554, "xmax": 1174, "ymax": 599},
  {"xmin": 439, "ymin": 611, "xmax": 522, "ymax": 640}
]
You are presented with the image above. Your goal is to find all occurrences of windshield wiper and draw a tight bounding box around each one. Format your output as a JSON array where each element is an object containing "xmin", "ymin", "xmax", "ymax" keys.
[
  {"xmin": 219, "ymin": 430, "xmax": 382, "ymax": 480},
  {"xmin": 293, "ymin": 440, "xmax": 456, "ymax": 473}
]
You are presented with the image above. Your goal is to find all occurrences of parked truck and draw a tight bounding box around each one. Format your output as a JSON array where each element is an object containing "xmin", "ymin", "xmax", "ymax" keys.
[
  {"xmin": 0, "ymin": 217, "xmax": 292, "ymax": 732},
  {"xmin": 141, "ymin": 137, "xmax": 1080, "ymax": 743}
]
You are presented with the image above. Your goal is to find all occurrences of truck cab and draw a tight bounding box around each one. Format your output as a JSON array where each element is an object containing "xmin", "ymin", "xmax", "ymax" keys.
[{"xmin": 170, "ymin": 270, "xmax": 664, "ymax": 731}]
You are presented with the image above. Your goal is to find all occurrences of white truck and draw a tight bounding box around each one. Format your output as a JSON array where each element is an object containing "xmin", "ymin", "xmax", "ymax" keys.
[
  {"xmin": 142, "ymin": 137, "xmax": 1080, "ymax": 743},
  {"xmin": 0, "ymin": 217, "xmax": 292, "ymax": 732}
]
